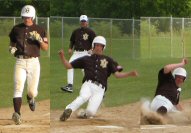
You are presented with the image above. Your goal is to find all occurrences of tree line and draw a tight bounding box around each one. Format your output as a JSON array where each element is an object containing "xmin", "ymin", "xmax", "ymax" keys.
[{"xmin": 0, "ymin": 0, "xmax": 191, "ymax": 18}]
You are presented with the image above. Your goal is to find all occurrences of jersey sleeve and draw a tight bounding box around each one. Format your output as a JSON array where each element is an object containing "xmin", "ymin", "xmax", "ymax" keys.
[
  {"xmin": 69, "ymin": 30, "xmax": 75, "ymax": 49},
  {"xmin": 9, "ymin": 27, "xmax": 16, "ymax": 43},
  {"xmin": 70, "ymin": 56, "xmax": 86, "ymax": 69},
  {"xmin": 158, "ymin": 68, "xmax": 173, "ymax": 84},
  {"xmin": 108, "ymin": 57, "xmax": 119, "ymax": 74}
]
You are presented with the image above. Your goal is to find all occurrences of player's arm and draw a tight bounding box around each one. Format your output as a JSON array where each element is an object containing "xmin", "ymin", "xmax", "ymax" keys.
[
  {"xmin": 69, "ymin": 31, "xmax": 75, "ymax": 55},
  {"xmin": 40, "ymin": 40, "xmax": 48, "ymax": 51},
  {"xmin": 163, "ymin": 58, "xmax": 188, "ymax": 74},
  {"xmin": 58, "ymin": 49, "xmax": 73, "ymax": 69},
  {"xmin": 9, "ymin": 42, "xmax": 17, "ymax": 55},
  {"xmin": 114, "ymin": 70, "xmax": 138, "ymax": 78}
]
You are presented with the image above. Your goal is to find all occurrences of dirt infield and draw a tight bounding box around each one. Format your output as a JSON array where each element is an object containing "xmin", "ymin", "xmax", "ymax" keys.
[
  {"xmin": 0, "ymin": 100, "xmax": 50, "ymax": 133},
  {"xmin": 51, "ymin": 99, "xmax": 191, "ymax": 133},
  {"xmin": 1, "ymin": 99, "xmax": 190, "ymax": 133}
]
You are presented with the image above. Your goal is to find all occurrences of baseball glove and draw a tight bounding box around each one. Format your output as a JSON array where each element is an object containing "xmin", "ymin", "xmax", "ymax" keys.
[{"xmin": 29, "ymin": 31, "xmax": 43, "ymax": 43}]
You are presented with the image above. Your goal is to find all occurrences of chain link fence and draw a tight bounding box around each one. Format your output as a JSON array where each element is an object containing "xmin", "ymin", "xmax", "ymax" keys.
[
  {"xmin": 50, "ymin": 17, "xmax": 140, "ymax": 61},
  {"xmin": 1, "ymin": 16, "xmax": 191, "ymax": 59},
  {"xmin": 141, "ymin": 17, "xmax": 191, "ymax": 58}
]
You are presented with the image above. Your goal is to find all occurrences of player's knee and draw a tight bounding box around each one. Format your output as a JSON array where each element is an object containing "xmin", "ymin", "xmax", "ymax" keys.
[
  {"xmin": 86, "ymin": 110, "xmax": 96, "ymax": 118},
  {"xmin": 157, "ymin": 106, "xmax": 167, "ymax": 115},
  {"xmin": 28, "ymin": 90, "xmax": 38, "ymax": 98}
]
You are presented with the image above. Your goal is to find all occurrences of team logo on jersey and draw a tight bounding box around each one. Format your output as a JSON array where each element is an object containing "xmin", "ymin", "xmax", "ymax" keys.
[
  {"xmin": 83, "ymin": 33, "xmax": 89, "ymax": 40},
  {"xmin": 100, "ymin": 59, "xmax": 108, "ymax": 68}
]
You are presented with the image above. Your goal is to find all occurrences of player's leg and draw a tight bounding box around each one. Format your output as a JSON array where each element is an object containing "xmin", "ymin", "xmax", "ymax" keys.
[
  {"xmin": 79, "ymin": 83, "xmax": 105, "ymax": 118},
  {"xmin": 12, "ymin": 59, "xmax": 27, "ymax": 125},
  {"xmin": 26, "ymin": 58, "xmax": 40, "ymax": 111},
  {"xmin": 60, "ymin": 81, "xmax": 91, "ymax": 121},
  {"xmin": 150, "ymin": 95, "xmax": 173, "ymax": 115}
]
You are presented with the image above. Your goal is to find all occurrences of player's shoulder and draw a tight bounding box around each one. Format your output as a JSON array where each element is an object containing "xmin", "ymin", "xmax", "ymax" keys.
[
  {"xmin": 13, "ymin": 23, "xmax": 25, "ymax": 28},
  {"xmin": 32, "ymin": 23, "xmax": 46, "ymax": 33},
  {"xmin": 100, "ymin": 55, "xmax": 114, "ymax": 61},
  {"xmin": 33, "ymin": 23, "xmax": 44, "ymax": 29},
  {"xmin": 85, "ymin": 27, "xmax": 95, "ymax": 32}
]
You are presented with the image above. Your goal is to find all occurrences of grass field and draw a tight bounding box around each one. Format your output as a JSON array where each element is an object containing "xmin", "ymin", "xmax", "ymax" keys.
[
  {"xmin": 1, "ymin": 34, "xmax": 191, "ymax": 110},
  {"xmin": 50, "ymin": 37, "xmax": 191, "ymax": 110},
  {"xmin": 0, "ymin": 36, "xmax": 50, "ymax": 108}
]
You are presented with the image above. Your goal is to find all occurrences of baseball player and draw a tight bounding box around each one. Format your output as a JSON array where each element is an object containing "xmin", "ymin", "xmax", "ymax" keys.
[
  {"xmin": 58, "ymin": 36, "xmax": 138, "ymax": 121},
  {"xmin": 150, "ymin": 58, "xmax": 188, "ymax": 115},
  {"xmin": 60, "ymin": 15, "xmax": 96, "ymax": 93},
  {"xmin": 9, "ymin": 5, "xmax": 48, "ymax": 125}
]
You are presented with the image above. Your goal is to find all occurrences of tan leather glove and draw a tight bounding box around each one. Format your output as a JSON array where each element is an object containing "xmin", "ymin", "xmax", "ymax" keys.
[{"xmin": 29, "ymin": 31, "xmax": 43, "ymax": 43}]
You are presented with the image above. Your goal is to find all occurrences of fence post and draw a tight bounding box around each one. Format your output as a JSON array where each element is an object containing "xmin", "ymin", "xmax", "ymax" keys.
[
  {"xmin": 14, "ymin": 17, "xmax": 16, "ymax": 25},
  {"xmin": 62, "ymin": 17, "xmax": 64, "ymax": 48},
  {"xmin": 132, "ymin": 18, "xmax": 135, "ymax": 59},
  {"xmin": 170, "ymin": 16, "xmax": 173, "ymax": 57},
  {"xmin": 148, "ymin": 17, "xmax": 151, "ymax": 58},
  {"xmin": 182, "ymin": 17, "xmax": 185, "ymax": 57},
  {"xmin": 36, "ymin": 16, "xmax": 38, "ymax": 24},
  {"xmin": 110, "ymin": 19, "xmax": 112, "ymax": 56},
  {"xmin": 47, "ymin": 17, "xmax": 50, "ymax": 57}
]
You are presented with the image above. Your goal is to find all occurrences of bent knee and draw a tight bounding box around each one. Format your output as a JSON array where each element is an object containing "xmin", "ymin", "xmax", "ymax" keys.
[{"xmin": 157, "ymin": 106, "xmax": 167, "ymax": 115}]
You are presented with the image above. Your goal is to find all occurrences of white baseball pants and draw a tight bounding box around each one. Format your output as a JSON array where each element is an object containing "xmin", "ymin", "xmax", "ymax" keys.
[
  {"xmin": 66, "ymin": 80, "xmax": 105, "ymax": 116},
  {"xmin": 13, "ymin": 57, "xmax": 40, "ymax": 98},
  {"xmin": 150, "ymin": 95, "xmax": 179, "ymax": 113}
]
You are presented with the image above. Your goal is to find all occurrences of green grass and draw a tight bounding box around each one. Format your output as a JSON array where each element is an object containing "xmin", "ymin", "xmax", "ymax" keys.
[
  {"xmin": 0, "ymin": 36, "xmax": 50, "ymax": 108},
  {"xmin": 50, "ymin": 37, "xmax": 191, "ymax": 110}
]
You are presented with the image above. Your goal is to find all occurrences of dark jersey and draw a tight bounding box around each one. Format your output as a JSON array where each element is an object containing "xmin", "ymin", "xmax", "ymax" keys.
[
  {"xmin": 9, "ymin": 23, "xmax": 47, "ymax": 57},
  {"xmin": 69, "ymin": 27, "xmax": 96, "ymax": 51},
  {"xmin": 154, "ymin": 68, "xmax": 180, "ymax": 105},
  {"xmin": 71, "ymin": 54, "xmax": 118, "ymax": 90}
]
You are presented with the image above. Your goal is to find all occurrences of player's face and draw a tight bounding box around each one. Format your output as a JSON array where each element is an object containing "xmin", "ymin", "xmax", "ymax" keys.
[
  {"xmin": 175, "ymin": 75, "xmax": 185, "ymax": 87},
  {"xmin": 22, "ymin": 17, "xmax": 33, "ymax": 26},
  {"xmin": 80, "ymin": 21, "xmax": 88, "ymax": 28},
  {"xmin": 93, "ymin": 43, "xmax": 104, "ymax": 54}
]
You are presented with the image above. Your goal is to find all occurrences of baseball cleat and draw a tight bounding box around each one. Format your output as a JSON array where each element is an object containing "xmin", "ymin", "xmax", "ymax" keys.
[
  {"xmin": 12, "ymin": 112, "xmax": 21, "ymax": 125},
  {"xmin": 77, "ymin": 109, "xmax": 88, "ymax": 119},
  {"xmin": 60, "ymin": 84, "xmax": 73, "ymax": 93},
  {"xmin": 60, "ymin": 108, "xmax": 72, "ymax": 121},
  {"xmin": 27, "ymin": 95, "xmax": 36, "ymax": 111}
]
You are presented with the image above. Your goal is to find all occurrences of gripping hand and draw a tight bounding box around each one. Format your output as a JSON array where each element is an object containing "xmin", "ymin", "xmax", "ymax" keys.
[{"xmin": 9, "ymin": 46, "xmax": 17, "ymax": 55}]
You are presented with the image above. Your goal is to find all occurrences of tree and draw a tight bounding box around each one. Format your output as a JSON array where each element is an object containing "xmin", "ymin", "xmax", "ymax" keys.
[{"xmin": 0, "ymin": 0, "xmax": 50, "ymax": 17}]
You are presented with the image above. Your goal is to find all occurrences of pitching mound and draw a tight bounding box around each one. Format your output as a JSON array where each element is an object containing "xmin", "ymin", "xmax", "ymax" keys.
[{"xmin": 0, "ymin": 100, "xmax": 50, "ymax": 133}]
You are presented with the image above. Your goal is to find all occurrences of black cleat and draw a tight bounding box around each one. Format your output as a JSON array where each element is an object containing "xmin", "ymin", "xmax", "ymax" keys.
[
  {"xmin": 60, "ymin": 84, "xmax": 73, "ymax": 93},
  {"xmin": 60, "ymin": 108, "xmax": 72, "ymax": 121},
  {"xmin": 27, "ymin": 95, "xmax": 35, "ymax": 111}
]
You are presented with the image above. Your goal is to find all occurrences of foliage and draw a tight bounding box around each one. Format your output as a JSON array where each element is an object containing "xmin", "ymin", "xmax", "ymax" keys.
[
  {"xmin": 1, "ymin": 0, "xmax": 191, "ymax": 18},
  {"xmin": 50, "ymin": 0, "xmax": 191, "ymax": 18},
  {"xmin": 0, "ymin": 0, "xmax": 50, "ymax": 17}
]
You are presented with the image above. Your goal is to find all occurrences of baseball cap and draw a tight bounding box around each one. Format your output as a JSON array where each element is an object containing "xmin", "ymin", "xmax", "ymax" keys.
[{"xmin": 80, "ymin": 15, "xmax": 88, "ymax": 22}]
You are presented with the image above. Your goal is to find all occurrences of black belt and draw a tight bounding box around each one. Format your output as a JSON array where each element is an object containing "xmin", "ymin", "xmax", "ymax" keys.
[
  {"xmin": 74, "ymin": 50, "xmax": 87, "ymax": 52},
  {"xmin": 87, "ymin": 80, "xmax": 105, "ymax": 89},
  {"xmin": 16, "ymin": 55, "xmax": 34, "ymax": 59}
]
